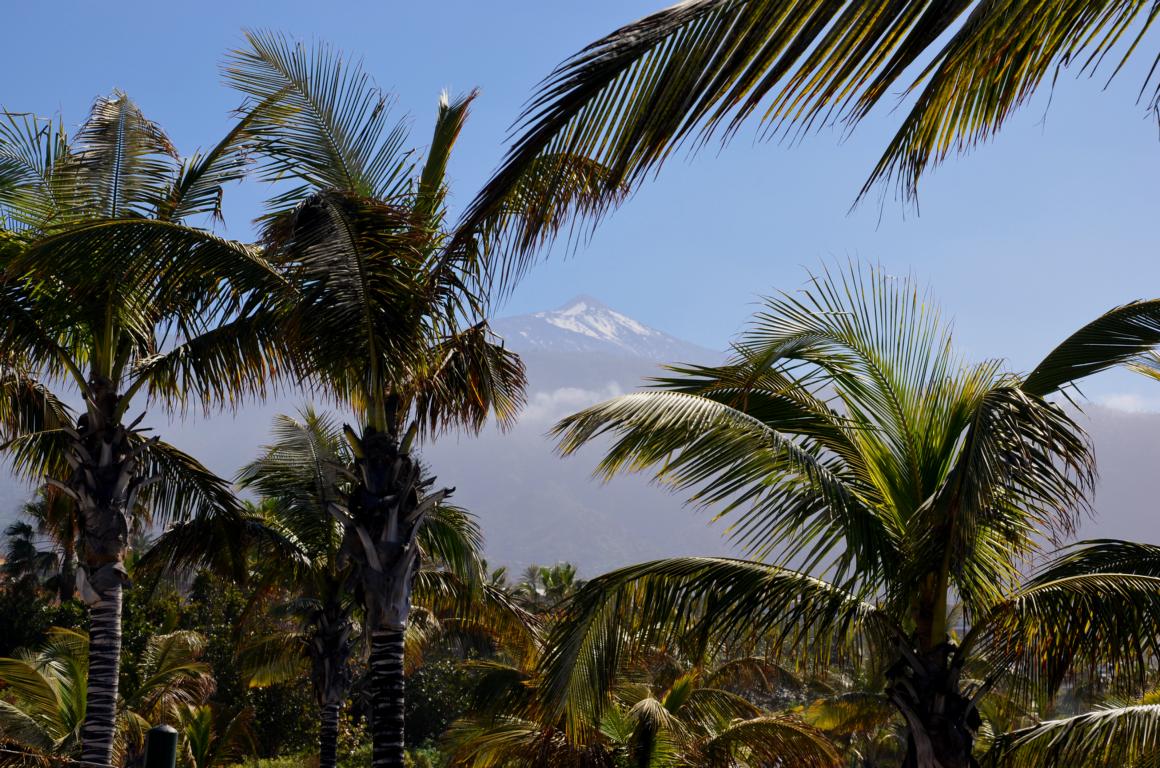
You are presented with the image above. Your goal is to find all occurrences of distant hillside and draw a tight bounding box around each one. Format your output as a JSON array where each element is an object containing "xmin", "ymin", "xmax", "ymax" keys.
[{"xmin": 2, "ymin": 297, "xmax": 1159, "ymax": 576}]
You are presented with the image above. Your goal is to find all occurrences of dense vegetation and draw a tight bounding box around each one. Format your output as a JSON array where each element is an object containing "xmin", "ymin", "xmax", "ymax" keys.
[{"xmin": 4, "ymin": 6, "xmax": 1160, "ymax": 767}]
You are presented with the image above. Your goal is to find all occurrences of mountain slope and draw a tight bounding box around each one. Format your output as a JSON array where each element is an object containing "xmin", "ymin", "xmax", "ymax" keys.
[{"xmin": 2, "ymin": 297, "xmax": 1159, "ymax": 576}]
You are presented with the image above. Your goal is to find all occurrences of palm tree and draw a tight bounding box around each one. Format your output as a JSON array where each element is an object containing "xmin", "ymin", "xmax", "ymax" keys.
[
  {"xmin": 460, "ymin": 0, "xmax": 1160, "ymax": 260},
  {"xmin": 2, "ymin": 520, "xmax": 58, "ymax": 590},
  {"xmin": 233, "ymin": 409, "xmax": 500, "ymax": 768},
  {"xmin": 0, "ymin": 628, "xmax": 215, "ymax": 766},
  {"xmin": 177, "ymin": 705, "xmax": 254, "ymax": 768},
  {"xmin": 538, "ymin": 264, "xmax": 1160, "ymax": 767},
  {"xmin": 15, "ymin": 488, "xmax": 80, "ymax": 603},
  {"xmin": 0, "ymin": 95, "xmax": 285, "ymax": 764},
  {"xmin": 513, "ymin": 563, "xmax": 587, "ymax": 614},
  {"xmin": 218, "ymin": 29, "xmax": 611, "ymax": 766},
  {"xmin": 231, "ymin": 410, "xmax": 359, "ymax": 768},
  {"xmin": 449, "ymin": 646, "xmax": 842, "ymax": 767},
  {"xmin": 148, "ymin": 407, "xmax": 535, "ymax": 768}
]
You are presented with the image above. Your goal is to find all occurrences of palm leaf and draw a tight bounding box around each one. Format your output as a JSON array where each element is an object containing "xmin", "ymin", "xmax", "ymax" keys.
[
  {"xmin": 698, "ymin": 714, "xmax": 840, "ymax": 767},
  {"xmin": 461, "ymin": 0, "xmax": 1160, "ymax": 275},
  {"xmin": 988, "ymin": 704, "xmax": 1160, "ymax": 767},
  {"xmin": 0, "ymin": 111, "xmax": 70, "ymax": 231},
  {"xmin": 224, "ymin": 29, "xmax": 413, "ymax": 206},
  {"xmin": 66, "ymin": 91, "xmax": 177, "ymax": 220},
  {"xmin": 538, "ymin": 557, "xmax": 895, "ymax": 738},
  {"xmin": 963, "ymin": 573, "xmax": 1160, "ymax": 705},
  {"xmin": 1022, "ymin": 299, "xmax": 1160, "ymax": 396}
]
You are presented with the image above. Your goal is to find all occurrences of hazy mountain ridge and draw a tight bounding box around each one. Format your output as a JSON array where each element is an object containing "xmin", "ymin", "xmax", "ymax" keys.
[
  {"xmin": 2, "ymin": 297, "xmax": 1158, "ymax": 574},
  {"xmin": 492, "ymin": 295, "xmax": 717, "ymax": 364}
]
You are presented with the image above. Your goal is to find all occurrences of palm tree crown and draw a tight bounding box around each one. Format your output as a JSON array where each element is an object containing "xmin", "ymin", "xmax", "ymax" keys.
[
  {"xmin": 543, "ymin": 264, "xmax": 1160, "ymax": 767},
  {"xmin": 0, "ymin": 91, "xmax": 285, "ymax": 765}
]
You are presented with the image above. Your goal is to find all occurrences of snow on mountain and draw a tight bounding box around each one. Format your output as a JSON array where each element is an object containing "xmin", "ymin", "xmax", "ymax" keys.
[{"xmin": 493, "ymin": 295, "xmax": 715, "ymax": 363}]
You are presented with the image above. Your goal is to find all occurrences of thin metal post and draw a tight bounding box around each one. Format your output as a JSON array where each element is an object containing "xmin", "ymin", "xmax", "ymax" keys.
[{"xmin": 143, "ymin": 724, "xmax": 178, "ymax": 768}]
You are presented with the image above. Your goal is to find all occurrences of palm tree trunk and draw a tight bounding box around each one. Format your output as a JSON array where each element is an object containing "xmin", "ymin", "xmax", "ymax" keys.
[
  {"xmin": 72, "ymin": 383, "xmax": 142, "ymax": 765},
  {"xmin": 319, "ymin": 701, "xmax": 341, "ymax": 768},
  {"xmin": 369, "ymin": 628, "xmax": 406, "ymax": 768},
  {"xmin": 310, "ymin": 601, "xmax": 354, "ymax": 768},
  {"xmin": 887, "ymin": 642, "xmax": 979, "ymax": 768},
  {"xmin": 80, "ymin": 580, "xmax": 123, "ymax": 767}
]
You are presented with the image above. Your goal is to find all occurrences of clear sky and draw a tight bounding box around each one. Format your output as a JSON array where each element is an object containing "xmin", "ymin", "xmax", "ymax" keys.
[{"xmin": 5, "ymin": 0, "xmax": 1159, "ymax": 407}]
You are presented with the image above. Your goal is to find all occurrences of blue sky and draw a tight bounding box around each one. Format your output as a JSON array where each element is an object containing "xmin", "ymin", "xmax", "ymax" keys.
[{"xmin": 5, "ymin": 0, "xmax": 1159, "ymax": 406}]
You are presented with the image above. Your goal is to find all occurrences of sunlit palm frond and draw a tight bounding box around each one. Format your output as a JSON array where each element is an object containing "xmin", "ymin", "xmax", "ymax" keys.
[
  {"xmin": 444, "ymin": 716, "xmax": 610, "ymax": 768},
  {"xmin": 417, "ymin": 504, "xmax": 484, "ymax": 583},
  {"xmin": 126, "ymin": 631, "xmax": 215, "ymax": 724},
  {"xmin": 415, "ymin": 90, "xmax": 476, "ymax": 226},
  {"xmin": 235, "ymin": 633, "xmax": 309, "ymax": 689},
  {"xmin": 412, "ymin": 569, "xmax": 541, "ymax": 662},
  {"xmin": 2, "ymin": 428, "xmax": 72, "ymax": 485},
  {"xmin": 553, "ymin": 390, "xmax": 891, "ymax": 576},
  {"xmin": 0, "ymin": 111, "xmax": 70, "ymax": 231},
  {"xmin": 698, "ymin": 714, "xmax": 840, "ymax": 767},
  {"xmin": 538, "ymin": 557, "xmax": 894, "ymax": 738},
  {"xmin": 462, "ymin": 0, "xmax": 1160, "ymax": 276},
  {"xmin": 800, "ymin": 691, "xmax": 898, "ymax": 737},
  {"xmin": 1023, "ymin": 299, "xmax": 1160, "ymax": 397},
  {"xmin": 964, "ymin": 573, "xmax": 1160, "ymax": 706},
  {"xmin": 1032, "ymin": 538, "xmax": 1160, "ymax": 581},
  {"xmin": 224, "ymin": 29, "xmax": 413, "ymax": 206},
  {"xmin": 988, "ymin": 704, "xmax": 1160, "ymax": 768},
  {"xmin": 908, "ymin": 384, "xmax": 1094, "ymax": 618},
  {"xmin": 67, "ymin": 91, "xmax": 177, "ymax": 220}
]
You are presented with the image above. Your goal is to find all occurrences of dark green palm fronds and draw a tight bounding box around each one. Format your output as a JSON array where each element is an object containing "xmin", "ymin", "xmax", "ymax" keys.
[
  {"xmin": 988, "ymin": 704, "xmax": 1160, "ymax": 767},
  {"xmin": 537, "ymin": 557, "xmax": 894, "ymax": 739},
  {"xmin": 461, "ymin": 0, "xmax": 1160, "ymax": 284}
]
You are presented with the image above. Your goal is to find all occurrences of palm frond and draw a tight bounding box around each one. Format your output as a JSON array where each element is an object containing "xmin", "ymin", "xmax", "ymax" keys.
[
  {"xmin": 1023, "ymin": 299, "xmax": 1160, "ymax": 396},
  {"xmin": 415, "ymin": 90, "xmax": 476, "ymax": 225},
  {"xmin": 132, "ymin": 436, "xmax": 241, "ymax": 528},
  {"xmin": 988, "ymin": 703, "xmax": 1160, "ymax": 768},
  {"xmin": 537, "ymin": 557, "xmax": 894, "ymax": 738},
  {"xmin": 964, "ymin": 573, "xmax": 1160, "ymax": 705},
  {"xmin": 417, "ymin": 504, "xmax": 484, "ymax": 583},
  {"xmin": 0, "ymin": 368, "xmax": 73, "ymax": 444},
  {"xmin": 698, "ymin": 714, "xmax": 840, "ymax": 767},
  {"xmin": 553, "ymin": 390, "xmax": 891, "ymax": 576},
  {"xmin": 800, "ymin": 691, "xmax": 898, "ymax": 736},
  {"xmin": 159, "ymin": 110, "xmax": 257, "ymax": 223},
  {"xmin": 235, "ymin": 633, "xmax": 309, "ymax": 689},
  {"xmin": 462, "ymin": 0, "xmax": 1160, "ymax": 272},
  {"xmin": 408, "ymin": 321, "xmax": 528, "ymax": 438},
  {"xmin": 0, "ymin": 111, "xmax": 70, "ymax": 230},
  {"xmin": 1031, "ymin": 538, "xmax": 1160, "ymax": 580},
  {"xmin": 67, "ymin": 91, "xmax": 177, "ymax": 220},
  {"xmin": 224, "ymin": 29, "xmax": 413, "ymax": 206},
  {"xmin": 263, "ymin": 191, "xmax": 437, "ymax": 416},
  {"xmin": 131, "ymin": 303, "xmax": 291, "ymax": 415}
]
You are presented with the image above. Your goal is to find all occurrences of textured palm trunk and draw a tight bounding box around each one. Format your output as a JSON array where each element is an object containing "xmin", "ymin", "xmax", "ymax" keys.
[
  {"xmin": 319, "ymin": 701, "xmax": 341, "ymax": 768},
  {"xmin": 81, "ymin": 581, "xmax": 123, "ymax": 765},
  {"xmin": 311, "ymin": 605, "xmax": 354, "ymax": 768},
  {"xmin": 64, "ymin": 379, "xmax": 148, "ymax": 767},
  {"xmin": 886, "ymin": 641, "xmax": 980, "ymax": 768},
  {"xmin": 342, "ymin": 424, "xmax": 450, "ymax": 768},
  {"xmin": 369, "ymin": 629, "xmax": 407, "ymax": 768}
]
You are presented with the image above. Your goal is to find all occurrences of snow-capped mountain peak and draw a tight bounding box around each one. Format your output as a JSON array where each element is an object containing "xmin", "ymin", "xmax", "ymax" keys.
[
  {"xmin": 535, "ymin": 296, "xmax": 659, "ymax": 346},
  {"xmin": 493, "ymin": 295, "xmax": 714, "ymax": 362}
]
